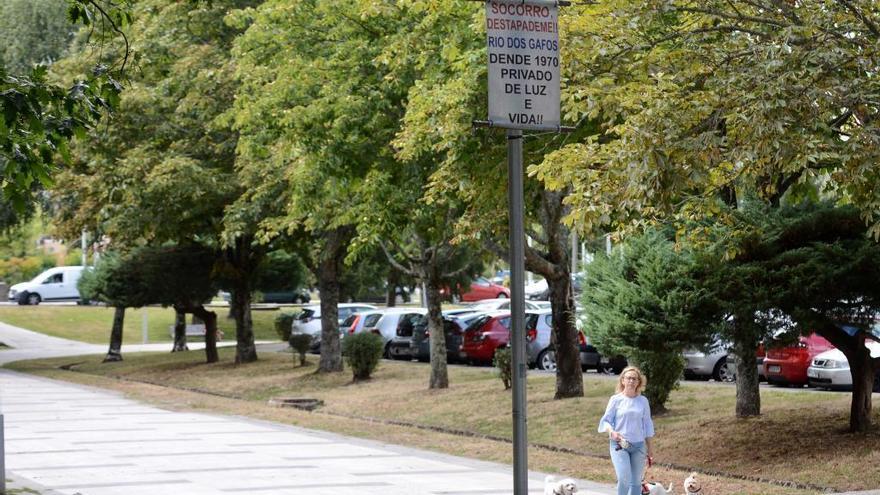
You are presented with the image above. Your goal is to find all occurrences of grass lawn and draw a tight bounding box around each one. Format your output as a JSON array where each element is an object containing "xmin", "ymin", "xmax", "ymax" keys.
[
  {"xmin": 8, "ymin": 348, "xmax": 879, "ymax": 494},
  {"xmin": 0, "ymin": 305, "xmax": 285, "ymax": 344}
]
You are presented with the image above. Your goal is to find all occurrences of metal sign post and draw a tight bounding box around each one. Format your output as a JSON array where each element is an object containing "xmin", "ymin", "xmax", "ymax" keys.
[{"xmin": 474, "ymin": 1, "xmax": 570, "ymax": 493}]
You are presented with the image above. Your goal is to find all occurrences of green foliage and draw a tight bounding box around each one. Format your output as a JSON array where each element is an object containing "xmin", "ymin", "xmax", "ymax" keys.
[
  {"xmin": 493, "ymin": 347, "xmax": 512, "ymax": 390},
  {"xmin": 342, "ymin": 332, "xmax": 383, "ymax": 381},
  {"xmin": 0, "ymin": 0, "xmax": 74, "ymax": 74},
  {"xmin": 0, "ymin": 255, "xmax": 55, "ymax": 283},
  {"xmin": 288, "ymin": 333, "xmax": 311, "ymax": 367},
  {"xmin": 629, "ymin": 351, "xmax": 685, "ymax": 414},
  {"xmin": 274, "ymin": 311, "xmax": 297, "ymax": 342},
  {"xmin": 254, "ymin": 250, "xmax": 307, "ymax": 292},
  {"xmin": 1, "ymin": 0, "xmax": 129, "ymax": 210},
  {"xmin": 133, "ymin": 245, "xmax": 219, "ymax": 308},
  {"xmin": 76, "ymin": 252, "xmax": 149, "ymax": 307},
  {"xmin": 583, "ymin": 229, "xmax": 717, "ymax": 412}
]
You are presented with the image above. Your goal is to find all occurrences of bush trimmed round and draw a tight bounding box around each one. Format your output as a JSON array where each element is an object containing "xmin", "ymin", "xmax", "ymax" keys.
[{"xmin": 342, "ymin": 332, "xmax": 384, "ymax": 381}]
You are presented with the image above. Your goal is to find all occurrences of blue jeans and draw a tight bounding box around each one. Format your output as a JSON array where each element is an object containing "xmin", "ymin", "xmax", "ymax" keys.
[{"xmin": 610, "ymin": 440, "xmax": 647, "ymax": 495}]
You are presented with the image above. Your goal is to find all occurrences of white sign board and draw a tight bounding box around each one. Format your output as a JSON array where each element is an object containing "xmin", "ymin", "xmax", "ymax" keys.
[{"xmin": 486, "ymin": 0, "xmax": 560, "ymax": 130}]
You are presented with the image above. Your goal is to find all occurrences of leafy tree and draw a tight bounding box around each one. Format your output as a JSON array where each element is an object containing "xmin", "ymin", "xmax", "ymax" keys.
[
  {"xmin": 583, "ymin": 229, "xmax": 717, "ymax": 413},
  {"xmin": 384, "ymin": 0, "xmax": 590, "ymax": 399},
  {"xmin": 0, "ymin": 0, "xmax": 74, "ymax": 74},
  {"xmin": 1, "ymin": 0, "xmax": 130, "ymax": 210},
  {"xmin": 229, "ymin": 0, "xmax": 407, "ymax": 372},
  {"xmin": 52, "ymin": 0, "xmax": 264, "ymax": 364}
]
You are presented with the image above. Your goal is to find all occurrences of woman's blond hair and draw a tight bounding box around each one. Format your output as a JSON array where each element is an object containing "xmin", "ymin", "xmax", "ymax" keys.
[{"xmin": 615, "ymin": 366, "xmax": 647, "ymax": 394}]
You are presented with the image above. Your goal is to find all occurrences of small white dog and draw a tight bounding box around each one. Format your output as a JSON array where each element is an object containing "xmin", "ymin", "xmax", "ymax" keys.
[
  {"xmin": 683, "ymin": 472, "xmax": 703, "ymax": 494},
  {"xmin": 642, "ymin": 481, "xmax": 674, "ymax": 495},
  {"xmin": 544, "ymin": 475, "xmax": 578, "ymax": 495}
]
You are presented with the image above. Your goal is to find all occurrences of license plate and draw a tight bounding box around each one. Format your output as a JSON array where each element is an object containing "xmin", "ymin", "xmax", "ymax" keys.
[
  {"xmin": 768, "ymin": 365, "xmax": 781, "ymax": 373},
  {"xmin": 807, "ymin": 369, "xmax": 818, "ymax": 378}
]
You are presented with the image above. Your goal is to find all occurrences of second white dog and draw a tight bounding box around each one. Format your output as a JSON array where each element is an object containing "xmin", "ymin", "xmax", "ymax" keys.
[
  {"xmin": 683, "ymin": 472, "xmax": 703, "ymax": 494},
  {"xmin": 544, "ymin": 475, "xmax": 578, "ymax": 495}
]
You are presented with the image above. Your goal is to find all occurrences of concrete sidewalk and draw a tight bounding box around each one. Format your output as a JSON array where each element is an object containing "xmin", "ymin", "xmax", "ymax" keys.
[
  {"xmin": 0, "ymin": 322, "xmax": 614, "ymax": 494},
  {"xmin": 0, "ymin": 370, "xmax": 614, "ymax": 495}
]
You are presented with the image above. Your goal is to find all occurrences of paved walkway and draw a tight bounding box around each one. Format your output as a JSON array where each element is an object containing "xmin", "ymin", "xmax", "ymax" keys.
[{"xmin": 0, "ymin": 322, "xmax": 614, "ymax": 495}]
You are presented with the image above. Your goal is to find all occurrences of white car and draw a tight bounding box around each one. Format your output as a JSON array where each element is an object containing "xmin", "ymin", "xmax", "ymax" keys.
[
  {"xmin": 291, "ymin": 303, "xmax": 378, "ymax": 352},
  {"xmin": 8, "ymin": 266, "xmax": 88, "ymax": 305},
  {"xmin": 468, "ymin": 298, "xmax": 541, "ymax": 312},
  {"xmin": 807, "ymin": 341, "xmax": 880, "ymax": 391}
]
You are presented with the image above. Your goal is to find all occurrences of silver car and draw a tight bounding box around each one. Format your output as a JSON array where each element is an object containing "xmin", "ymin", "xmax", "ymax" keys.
[
  {"xmin": 683, "ymin": 346, "xmax": 733, "ymax": 382},
  {"xmin": 291, "ymin": 303, "xmax": 378, "ymax": 353},
  {"xmin": 369, "ymin": 308, "xmax": 428, "ymax": 359},
  {"xmin": 525, "ymin": 309, "xmax": 607, "ymax": 372},
  {"xmin": 807, "ymin": 342, "xmax": 880, "ymax": 391}
]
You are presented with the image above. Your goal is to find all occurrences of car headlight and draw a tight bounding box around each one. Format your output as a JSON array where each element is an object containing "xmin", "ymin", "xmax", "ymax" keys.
[{"xmin": 824, "ymin": 359, "xmax": 846, "ymax": 369}]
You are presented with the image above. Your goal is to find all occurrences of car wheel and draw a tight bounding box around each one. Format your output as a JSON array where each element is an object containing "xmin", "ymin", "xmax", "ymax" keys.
[
  {"xmin": 537, "ymin": 349, "xmax": 557, "ymax": 371},
  {"xmin": 383, "ymin": 342, "xmax": 392, "ymax": 359},
  {"xmin": 713, "ymin": 357, "xmax": 734, "ymax": 382},
  {"xmin": 26, "ymin": 292, "xmax": 41, "ymax": 305},
  {"xmin": 496, "ymin": 292, "xmax": 508, "ymax": 299}
]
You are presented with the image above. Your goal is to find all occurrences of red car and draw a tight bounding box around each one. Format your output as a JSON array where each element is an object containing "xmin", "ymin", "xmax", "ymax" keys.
[
  {"xmin": 443, "ymin": 277, "xmax": 510, "ymax": 302},
  {"xmin": 459, "ymin": 312, "xmax": 511, "ymax": 364},
  {"xmin": 763, "ymin": 333, "xmax": 834, "ymax": 387}
]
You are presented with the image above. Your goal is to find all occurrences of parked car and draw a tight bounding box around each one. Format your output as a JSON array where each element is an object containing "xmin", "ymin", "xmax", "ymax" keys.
[
  {"xmin": 290, "ymin": 303, "xmax": 378, "ymax": 353},
  {"xmin": 409, "ymin": 311, "xmax": 485, "ymax": 363},
  {"xmin": 807, "ymin": 341, "xmax": 880, "ymax": 391},
  {"xmin": 524, "ymin": 279, "xmax": 548, "ymax": 300},
  {"xmin": 726, "ymin": 344, "xmax": 767, "ymax": 382},
  {"xmin": 525, "ymin": 309, "xmax": 626, "ymax": 372},
  {"xmin": 368, "ymin": 308, "xmax": 428, "ymax": 359},
  {"xmin": 683, "ymin": 346, "xmax": 735, "ymax": 382},
  {"xmin": 8, "ymin": 266, "xmax": 87, "ymax": 305},
  {"xmin": 339, "ymin": 309, "xmax": 386, "ymax": 337},
  {"xmin": 221, "ymin": 289, "xmax": 310, "ymax": 304},
  {"xmin": 459, "ymin": 311, "xmax": 512, "ymax": 364},
  {"xmin": 764, "ymin": 333, "xmax": 834, "ymax": 387},
  {"xmin": 468, "ymin": 298, "xmax": 541, "ymax": 312},
  {"xmin": 526, "ymin": 272, "xmax": 584, "ymax": 301},
  {"xmin": 446, "ymin": 277, "xmax": 510, "ymax": 302}
]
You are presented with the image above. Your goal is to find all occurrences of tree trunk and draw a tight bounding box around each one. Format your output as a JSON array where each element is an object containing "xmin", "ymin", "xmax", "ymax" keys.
[
  {"xmin": 103, "ymin": 306, "xmax": 125, "ymax": 362},
  {"xmin": 172, "ymin": 307, "xmax": 188, "ymax": 352},
  {"xmin": 231, "ymin": 279, "xmax": 257, "ymax": 364},
  {"xmin": 192, "ymin": 305, "xmax": 219, "ymax": 363},
  {"xmin": 426, "ymin": 279, "xmax": 448, "ymax": 389},
  {"xmin": 732, "ymin": 337, "xmax": 760, "ymax": 417},
  {"xmin": 316, "ymin": 229, "xmax": 349, "ymax": 372},
  {"xmin": 386, "ymin": 269, "xmax": 399, "ymax": 307},
  {"xmin": 847, "ymin": 343, "xmax": 873, "ymax": 433},
  {"xmin": 226, "ymin": 238, "xmax": 259, "ymax": 364},
  {"xmin": 547, "ymin": 273, "xmax": 583, "ymax": 399}
]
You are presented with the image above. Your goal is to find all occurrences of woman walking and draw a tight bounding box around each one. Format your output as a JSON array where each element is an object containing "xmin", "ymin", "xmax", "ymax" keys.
[{"xmin": 598, "ymin": 366, "xmax": 655, "ymax": 495}]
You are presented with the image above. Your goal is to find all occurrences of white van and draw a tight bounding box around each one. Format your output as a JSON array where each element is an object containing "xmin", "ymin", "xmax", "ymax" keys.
[{"xmin": 7, "ymin": 266, "xmax": 87, "ymax": 305}]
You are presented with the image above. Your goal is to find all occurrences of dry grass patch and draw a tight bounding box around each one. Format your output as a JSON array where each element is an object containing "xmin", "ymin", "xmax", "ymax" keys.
[{"xmin": 8, "ymin": 348, "xmax": 879, "ymax": 494}]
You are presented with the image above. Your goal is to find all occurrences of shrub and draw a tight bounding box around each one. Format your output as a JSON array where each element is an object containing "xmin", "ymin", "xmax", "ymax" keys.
[
  {"xmin": 342, "ymin": 332, "xmax": 383, "ymax": 381},
  {"xmin": 274, "ymin": 311, "xmax": 297, "ymax": 341},
  {"xmin": 289, "ymin": 334, "xmax": 311, "ymax": 366},
  {"xmin": 493, "ymin": 347, "xmax": 512, "ymax": 390},
  {"xmin": 0, "ymin": 255, "xmax": 55, "ymax": 284}
]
